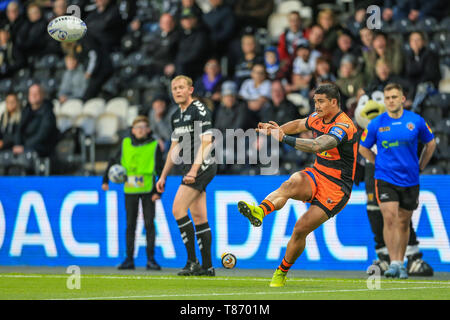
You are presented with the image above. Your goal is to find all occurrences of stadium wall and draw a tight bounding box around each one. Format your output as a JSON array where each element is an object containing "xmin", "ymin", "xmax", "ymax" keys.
[{"xmin": 0, "ymin": 176, "xmax": 449, "ymax": 272}]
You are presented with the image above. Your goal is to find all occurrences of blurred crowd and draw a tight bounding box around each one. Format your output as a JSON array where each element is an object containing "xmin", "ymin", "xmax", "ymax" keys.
[{"xmin": 0, "ymin": 0, "xmax": 449, "ymax": 176}]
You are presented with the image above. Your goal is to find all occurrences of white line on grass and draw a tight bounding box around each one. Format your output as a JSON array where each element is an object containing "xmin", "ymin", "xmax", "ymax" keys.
[
  {"xmin": 51, "ymin": 286, "xmax": 450, "ymax": 300},
  {"xmin": 1, "ymin": 274, "xmax": 449, "ymax": 286}
]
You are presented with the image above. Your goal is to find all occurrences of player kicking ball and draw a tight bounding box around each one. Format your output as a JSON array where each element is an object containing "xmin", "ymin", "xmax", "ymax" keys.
[{"xmin": 237, "ymin": 83, "xmax": 358, "ymax": 287}]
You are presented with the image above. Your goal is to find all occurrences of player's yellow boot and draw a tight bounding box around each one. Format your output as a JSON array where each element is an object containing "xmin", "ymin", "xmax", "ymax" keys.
[
  {"xmin": 270, "ymin": 269, "xmax": 287, "ymax": 287},
  {"xmin": 237, "ymin": 201, "xmax": 264, "ymax": 227}
]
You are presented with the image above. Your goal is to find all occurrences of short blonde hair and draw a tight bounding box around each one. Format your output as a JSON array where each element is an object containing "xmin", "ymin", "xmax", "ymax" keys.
[
  {"xmin": 132, "ymin": 115, "xmax": 150, "ymax": 127},
  {"xmin": 171, "ymin": 75, "xmax": 193, "ymax": 87}
]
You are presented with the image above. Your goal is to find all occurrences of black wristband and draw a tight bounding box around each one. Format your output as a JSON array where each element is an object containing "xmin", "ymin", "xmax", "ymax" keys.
[{"xmin": 282, "ymin": 135, "xmax": 296, "ymax": 148}]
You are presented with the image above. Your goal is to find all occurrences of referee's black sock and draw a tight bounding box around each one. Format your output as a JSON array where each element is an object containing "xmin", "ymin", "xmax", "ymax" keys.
[
  {"xmin": 195, "ymin": 222, "xmax": 212, "ymax": 269},
  {"xmin": 176, "ymin": 215, "xmax": 197, "ymax": 263}
]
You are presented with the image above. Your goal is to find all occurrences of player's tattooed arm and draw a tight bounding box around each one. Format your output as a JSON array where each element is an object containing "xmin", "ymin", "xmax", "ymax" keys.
[{"xmin": 288, "ymin": 134, "xmax": 338, "ymax": 153}]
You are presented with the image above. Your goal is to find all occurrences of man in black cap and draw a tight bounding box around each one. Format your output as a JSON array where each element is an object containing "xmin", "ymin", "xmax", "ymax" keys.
[{"xmin": 174, "ymin": 8, "xmax": 210, "ymax": 80}]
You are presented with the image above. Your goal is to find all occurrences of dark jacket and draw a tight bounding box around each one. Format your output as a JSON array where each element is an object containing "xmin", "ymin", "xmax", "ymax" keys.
[
  {"xmin": 14, "ymin": 100, "xmax": 58, "ymax": 157},
  {"xmin": 84, "ymin": 2, "xmax": 126, "ymax": 52},
  {"xmin": 202, "ymin": 4, "xmax": 236, "ymax": 51},
  {"xmin": 0, "ymin": 111, "xmax": 20, "ymax": 150},
  {"xmin": 214, "ymin": 100, "xmax": 250, "ymax": 133},
  {"xmin": 0, "ymin": 41, "xmax": 25, "ymax": 78},
  {"xmin": 175, "ymin": 25, "xmax": 210, "ymax": 80},
  {"xmin": 16, "ymin": 17, "xmax": 48, "ymax": 58},
  {"xmin": 103, "ymin": 133, "xmax": 164, "ymax": 195},
  {"xmin": 404, "ymin": 47, "xmax": 441, "ymax": 90},
  {"xmin": 261, "ymin": 99, "xmax": 300, "ymax": 125},
  {"xmin": 145, "ymin": 27, "xmax": 181, "ymax": 73}
]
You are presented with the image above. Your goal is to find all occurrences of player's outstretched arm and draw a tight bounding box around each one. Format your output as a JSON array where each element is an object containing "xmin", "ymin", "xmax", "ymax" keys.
[
  {"xmin": 257, "ymin": 118, "xmax": 308, "ymax": 135},
  {"xmin": 269, "ymin": 121, "xmax": 338, "ymax": 153}
]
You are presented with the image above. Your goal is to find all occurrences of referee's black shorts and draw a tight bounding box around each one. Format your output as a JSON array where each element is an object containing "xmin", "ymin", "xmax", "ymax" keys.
[
  {"xmin": 375, "ymin": 179, "xmax": 420, "ymax": 211},
  {"xmin": 181, "ymin": 164, "xmax": 217, "ymax": 192}
]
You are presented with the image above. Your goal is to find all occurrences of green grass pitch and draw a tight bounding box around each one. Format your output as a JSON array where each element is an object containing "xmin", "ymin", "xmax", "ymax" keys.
[{"xmin": 1, "ymin": 270, "xmax": 449, "ymax": 300}]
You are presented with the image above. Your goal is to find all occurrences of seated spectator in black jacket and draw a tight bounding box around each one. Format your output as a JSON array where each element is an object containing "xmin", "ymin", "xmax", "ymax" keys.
[
  {"xmin": 174, "ymin": 0, "xmax": 204, "ymax": 24},
  {"xmin": 404, "ymin": 31, "xmax": 441, "ymax": 92},
  {"xmin": 202, "ymin": 0, "xmax": 236, "ymax": 57},
  {"xmin": 194, "ymin": 58, "xmax": 224, "ymax": 106},
  {"xmin": 175, "ymin": 8, "xmax": 210, "ymax": 80},
  {"xmin": 364, "ymin": 58, "xmax": 415, "ymax": 108},
  {"xmin": 13, "ymin": 84, "xmax": 58, "ymax": 158},
  {"xmin": 84, "ymin": 0, "xmax": 125, "ymax": 52},
  {"xmin": 234, "ymin": 0, "xmax": 274, "ymax": 30},
  {"xmin": 233, "ymin": 33, "xmax": 264, "ymax": 88},
  {"xmin": 0, "ymin": 92, "xmax": 21, "ymax": 152},
  {"xmin": 331, "ymin": 29, "xmax": 361, "ymax": 74},
  {"xmin": 214, "ymin": 81, "xmax": 250, "ymax": 134},
  {"xmin": 144, "ymin": 13, "xmax": 180, "ymax": 79},
  {"xmin": 0, "ymin": 25, "xmax": 25, "ymax": 79},
  {"xmin": 261, "ymin": 80, "xmax": 299, "ymax": 126},
  {"xmin": 17, "ymin": 3, "xmax": 48, "ymax": 59},
  {"xmin": 5, "ymin": 1, "xmax": 27, "ymax": 47}
]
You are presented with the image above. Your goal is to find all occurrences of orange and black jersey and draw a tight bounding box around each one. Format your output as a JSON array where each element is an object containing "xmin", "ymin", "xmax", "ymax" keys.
[{"xmin": 305, "ymin": 111, "xmax": 358, "ymax": 195}]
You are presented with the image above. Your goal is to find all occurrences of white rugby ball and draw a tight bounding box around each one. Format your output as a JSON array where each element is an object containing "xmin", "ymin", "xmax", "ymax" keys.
[{"xmin": 47, "ymin": 15, "xmax": 87, "ymax": 42}]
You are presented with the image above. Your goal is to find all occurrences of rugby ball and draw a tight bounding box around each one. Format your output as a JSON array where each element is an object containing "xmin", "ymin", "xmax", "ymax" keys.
[
  {"xmin": 47, "ymin": 15, "xmax": 87, "ymax": 42},
  {"xmin": 108, "ymin": 164, "xmax": 127, "ymax": 184},
  {"xmin": 221, "ymin": 252, "xmax": 237, "ymax": 269}
]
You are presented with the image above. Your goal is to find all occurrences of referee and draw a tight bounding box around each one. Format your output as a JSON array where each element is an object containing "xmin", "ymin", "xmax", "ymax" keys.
[
  {"xmin": 359, "ymin": 83, "xmax": 436, "ymax": 279},
  {"xmin": 156, "ymin": 75, "xmax": 217, "ymax": 276}
]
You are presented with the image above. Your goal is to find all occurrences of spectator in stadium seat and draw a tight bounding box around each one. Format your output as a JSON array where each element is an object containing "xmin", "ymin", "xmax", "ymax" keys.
[
  {"xmin": 404, "ymin": 31, "xmax": 441, "ymax": 92},
  {"xmin": 264, "ymin": 46, "xmax": 290, "ymax": 82},
  {"xmin": 62, "ymin": 33, "xmax": 113, "ymax": 101},
  {"xmin": 0, "ymin": 25, "xmax": 25, "ymax": 79},
  {"xmin": 84, "ymin": 0, "xmax": 126, "ymax": 52},
  {"xmin": 277, "ymin": 11, "xmax": 305, "ymax": 66},
  {"xmin": 202, "ymin": 0, "xmax": 236, "ymax": 58},
  {"xmin": 316, "ymin": 9, "xmax": 342, "ymax": 53},
  {"xmin": 331, "ymin": 29, "xmax": 361, "ymax": 74},
  {"xmin": 148, "ymin": 94, "xmax": 176, "ymax": 149},
  {"xmin": 214, "ymin": 80, "xmax": 250, "ymax": 133},
  {"xmin": 336, "ymin": 54, "xmax": 365, "ymax": 103},
  {"xmin": 13, "ymin": 84, "xmax": 58, "ymax": 158},
  {"xmin": 194, "ymin": 57, "xmax": 224, "ymax": 105},
  {"xmin": 233, "ymin": 33, "xmax": 264, "ymax": 88},
  {"xmin": 5, "ymin": 1, "xmax": 27, "ymax": 47},
  {"xmin": 383, "ymin": 0, "xmax": 448, "ymax": 22},
  {"xmin": 17, "ymin": 3, "xmax": 47, "ymax": 59},
  {"xmin": 174, "ymin": 8, "xmax": 210, "ymax": 81},
  {"xmin": 239, "ymin": 63, "xmax": 271, "ymax": 113},
  {"xmin": 309, "ymin": 57, "xmax": 336, "ymax": 95},
  {"xmin": 261, "ymin": 80, "xmax": 299, "ymax": 126},
  {"xmin": 57, "ymin": 54, "xmax": 88, "ymax": 104},
  {"xmin": 359, "ymin": 26, "xmax": 374, "ymax": 54},
  {"xmin": 144, "ymin": 13, "xmax": 180, "ymax": 79},
  {"xmin": 304, "ymin": 24, "xmax": 330, "ymax": 61},
  {"xmin": 284, "ymin": 41, "xmax": 321, "ymax": 97},
  {"xmin": 363, "ymin": 31, "xmax": 403, "ymax": 83},
  {"xmin": 364, "ymin": 58, "xmax": 414, "ymax": 108},
  {"xmin": 0, "ymin": 92, "xmax": 21, "ymax": 152}
]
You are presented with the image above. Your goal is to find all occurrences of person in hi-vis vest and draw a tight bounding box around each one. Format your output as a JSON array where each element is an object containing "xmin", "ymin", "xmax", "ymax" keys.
[{"xmin": 102, "ymin": 115, "xmax": 164, "ymax": 270}]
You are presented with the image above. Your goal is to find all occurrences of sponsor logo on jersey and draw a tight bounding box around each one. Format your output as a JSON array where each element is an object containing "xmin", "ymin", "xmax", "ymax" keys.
[{"xmin": 379, "ymin": 126, "xmax": 390, "ymax": 132}]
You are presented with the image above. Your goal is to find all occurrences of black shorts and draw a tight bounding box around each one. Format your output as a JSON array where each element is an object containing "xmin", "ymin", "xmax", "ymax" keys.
[
  {"xmin": 375, "ymin": 179, "xmax": 419, "ymax": 211},
  {"xmin": 181, "ymin": 164, "xmax": 217, "ymax": 192}
]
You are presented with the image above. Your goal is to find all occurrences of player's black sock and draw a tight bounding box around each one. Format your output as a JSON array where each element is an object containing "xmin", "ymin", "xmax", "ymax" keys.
[
  {"xmin": 195, "ymin": 222, "xmax": 212, "ymax": 269},
  {"xmin": 176, "ymin": 215, "xmax": 197, "ymax": 262}
]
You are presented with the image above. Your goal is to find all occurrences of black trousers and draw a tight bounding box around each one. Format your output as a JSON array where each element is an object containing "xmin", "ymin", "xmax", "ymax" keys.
[{"xmin": 124, "ymin": 193, "xmax": 156, "ymax": 261}]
